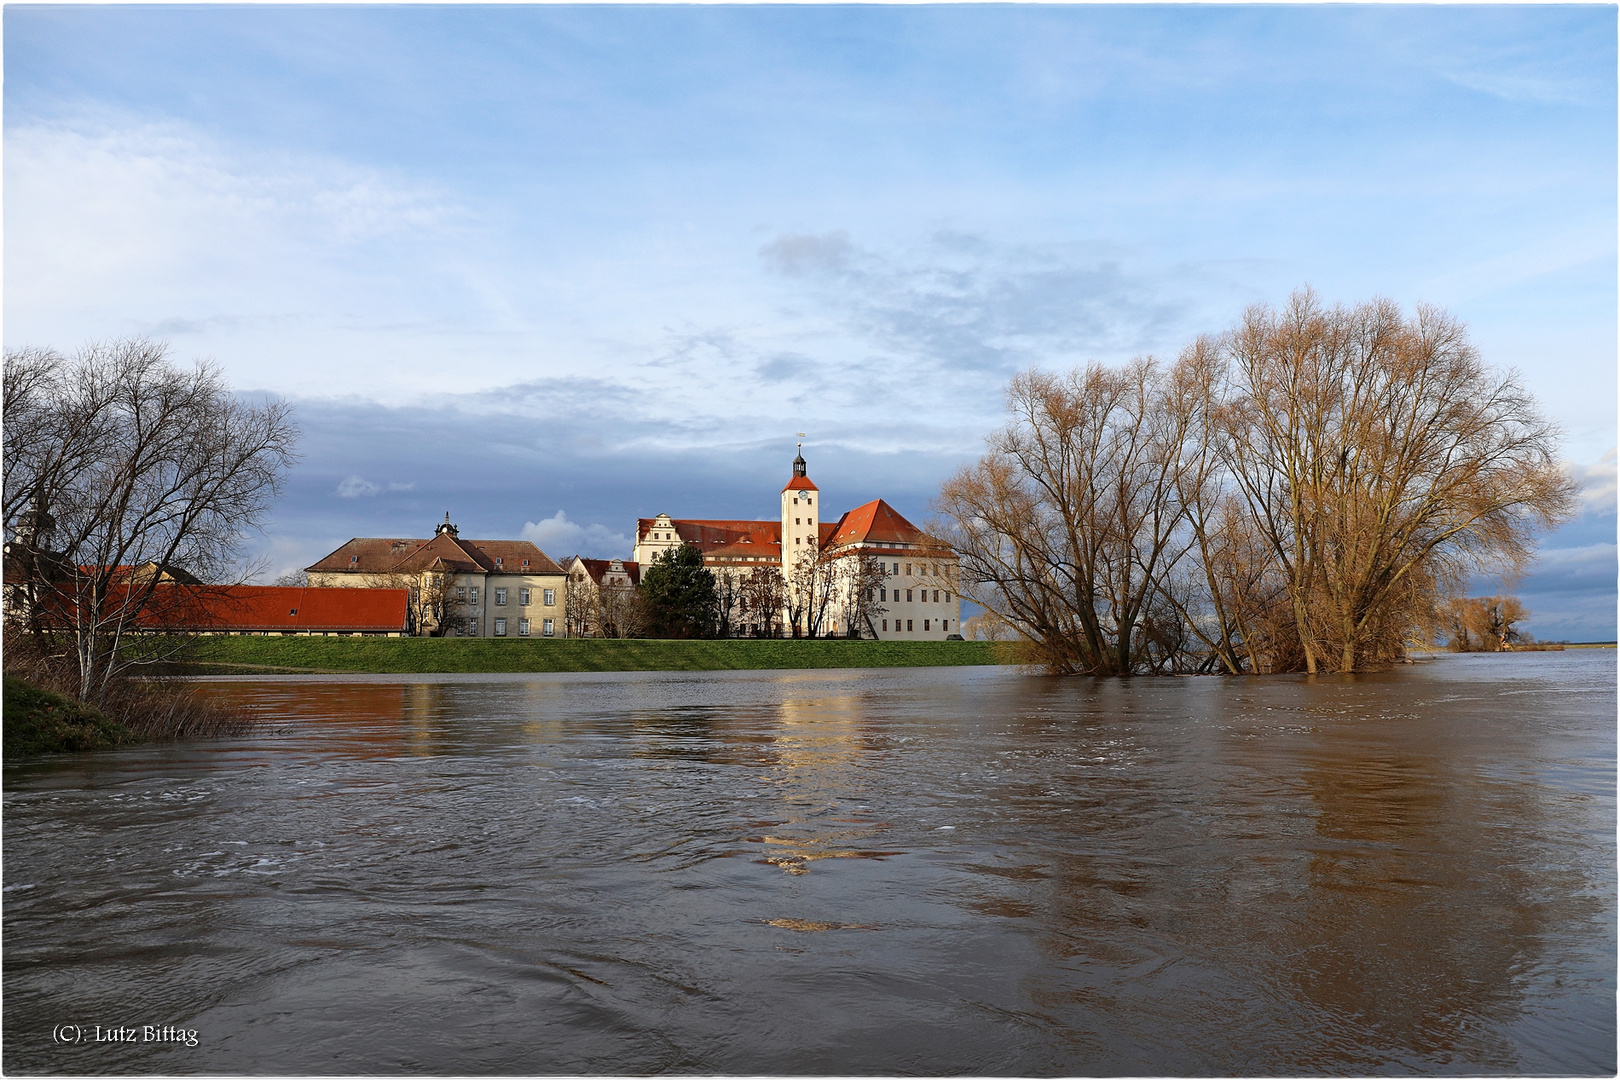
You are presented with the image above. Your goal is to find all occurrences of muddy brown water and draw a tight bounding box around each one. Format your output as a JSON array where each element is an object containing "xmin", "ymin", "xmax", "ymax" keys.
[{"xmin": 3, "ymin": 652, "xmax": 1614, "ymax": 1075}]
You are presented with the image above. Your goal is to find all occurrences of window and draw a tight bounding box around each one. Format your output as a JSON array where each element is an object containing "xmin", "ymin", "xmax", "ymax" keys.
[
  {"xmin": 893, "ymin": 562, "xmax": 900, "ymax": 574},
  {"xmin": 349, "ymin": 555, "xmax": 359, "ymax": 565},
  {"xmin": 495, "ymin": 588, "xmax": 507, "ymax": 606},
  {"xmin": 906, "ymin": 563, "xmax": 913, "ymax": 575},
  {"xmin": 519, "ymin": 618, "xmax": 530, "ymax": 636},
  {"xmin": 906, "ymin": 620, "xmax": 913, "ymax": 631},
  {"xmin": 906, "ymin": 589, "xmax": 912, "ymax": 602},
  {"xmin": 520, "ymin": 588, "xmax": 531, "ymax": 605},
  {"xmin": 543, "ymin": 589, "xmax": 555, "ymax": 606},
  {"xmin": 795, "ymin": 536, "xmax": 801, "ymax": 544},
  {"xmin": 469, "ymin": 587, "xmax": 479, "ymax": 605},
  {"xmin": 924, "ymin": 619, "xmax": 930, "ymax": 631},
  {"xmin": 866, "ymin": 587, "xmax": 873, "ymax": 601},
  {"xmin": 495, "ymin": 557, "xmax": 503, "ymax": 568},
  {"xmin": 456, "ymin": 587, "xmax": 466, "ymax": 600},
  {"xmin": 795, "ymin": 517, "xmax": 801, "ymax": 525},
  {"xmin": 806, "ymin": 497, "xmax": 812, "ymax": 506},
  {"xmin": 521, "ymin": 559, "xmax": 530, "ymax": 568},
  {"xmin": 933, "ymin": 590, "xmax": 939, "ymax": 603},
  {"xmin": 944, "ymin": 592, "xmax": 950, "ymax": 603},
  {"xmin": 494, "ymin": 618, "xmax": 507, "ymax": 636},
  {"xmin": 466, "ymin": 617, "xmax": 478, "ymax": 636},
  {"xmin": 807, "ymin": 517, "xmax": 812, "ymax": 525},
  {"xmin": 882, "ymin": 619, "xmax": 888, "ymax": 632},
  {"xmin": 288, "ymin": 608, "xmax": 297, "ymax": 616},
  {"xmin": 542, "ymin": 618, "xmax": 555, "ymax": 637},
  {"xmin": 880, "ymin": 588, "xmax": 887, "ymax": 602}
]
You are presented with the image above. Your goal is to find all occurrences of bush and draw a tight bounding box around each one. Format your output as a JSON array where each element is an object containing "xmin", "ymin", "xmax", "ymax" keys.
[
  {"xmin": 4, "ymin": 634, "xmax": 255, "ymax": 751},
  {"xmin": 4, "ymin": 676, "xmax": 132, "ymax": 755}
]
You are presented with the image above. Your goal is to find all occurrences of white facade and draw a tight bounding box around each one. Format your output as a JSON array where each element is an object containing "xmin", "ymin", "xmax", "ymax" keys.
[{"xmin": 635, "ymin": 450, "xmax": 962, "ymax": 639}]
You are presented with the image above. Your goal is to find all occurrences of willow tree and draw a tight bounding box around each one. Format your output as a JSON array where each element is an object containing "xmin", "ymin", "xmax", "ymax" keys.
[
  {"xmin": 1217, "ymin": 291, "xmax": 1575, "ymax": 673},
  {"xmin": 935, "ymin": 357, "xmax": 1204, "ymax": 675},
  {"xmin": 936, "ymin": 290, "xmax": 1574, "ymax": 676}
]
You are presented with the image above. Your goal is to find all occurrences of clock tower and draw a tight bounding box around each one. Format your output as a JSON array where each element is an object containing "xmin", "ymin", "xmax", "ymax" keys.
[{"xmin": 780, "ymin": 444, "xmax": 820, "ymax": 567}]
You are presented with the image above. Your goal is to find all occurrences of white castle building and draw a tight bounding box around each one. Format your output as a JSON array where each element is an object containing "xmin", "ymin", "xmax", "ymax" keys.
[{"xmin": 632, "ymin": 449, "xmax": 962, "ymax": 639}]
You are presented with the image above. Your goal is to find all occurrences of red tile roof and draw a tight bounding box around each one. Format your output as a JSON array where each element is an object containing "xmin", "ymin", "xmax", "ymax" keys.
[
  {"xmin": 197, "ymin": 586, "xmax": 410, "ymax": 632},
  {"xmin": 101, "ymin": 585, "xmax": 410, "ymax": 633},
  {"xmin": 638, "ymin": 518, "xmax": 782, "ymax": 548},
  {"xmin": 827, "ymin": 499, "xmax": 929, "ymax": 548},
  {"xmin": 570, "ymin": 557, "xmax": 641, "ymax": 587},
  {"xmin": 782, "ymin": 476, "xmax": 819, "ymax": 492},
  {"xmin": 308, "ymin": 534, "xmax": 563, "ymax": 576}
]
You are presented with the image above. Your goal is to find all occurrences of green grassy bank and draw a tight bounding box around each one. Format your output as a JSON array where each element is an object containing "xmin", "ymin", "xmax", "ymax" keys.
[
  {"xmin": 4, "ymin": 676, "xmax": 135, "ymax": 755},
  {"xmin": 176, "ymin": 635, "xmax": 1007, "ymax": 675}
]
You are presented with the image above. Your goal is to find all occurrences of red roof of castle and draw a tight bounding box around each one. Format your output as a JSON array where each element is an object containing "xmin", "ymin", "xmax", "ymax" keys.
[
  {"xmin": 782, "ymin": 476, "xmax": 819, "ymax": 492},
  {"xmin": 827, "ymin": 499, "xmax": 928, "ymax": 547},
  {"xmin": 569, "ymin": 557, "xmax": 641, "ymax": 587},
  {"xmin": 638, "ymin": 518, "xmax": 782, "ymax": 548}
]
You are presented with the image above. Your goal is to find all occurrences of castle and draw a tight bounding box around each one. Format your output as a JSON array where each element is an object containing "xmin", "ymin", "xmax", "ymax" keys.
[{"xmin": 631, "ymin": 449, "xmax": 961, "ymax": 639}]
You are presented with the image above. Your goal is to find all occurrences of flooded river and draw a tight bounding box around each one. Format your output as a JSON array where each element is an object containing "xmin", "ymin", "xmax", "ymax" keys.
[{"xmin": 4, "ymin": 651, "xmax": 1614, "ymax": 1074}]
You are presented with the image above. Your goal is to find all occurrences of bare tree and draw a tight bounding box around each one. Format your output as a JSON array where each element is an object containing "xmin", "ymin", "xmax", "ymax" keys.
[
  {"xmin": 935, "ymin": 291, "xmax": 1574, "ymax": 676},
  {"xmin": 712, "ymin": 567, "xmax": 743, "ymax": 639},
  {"xmin": 831, "ymin": 551, "xmax": 890, "ymax": 638},
  {"xmin": 738, "ymin": 565, "xmax": 785, "ymax": 637},
  {"xmin": 1441, "ymin": 594, "xmax": 1530, "ymax": 652},
  {"xmin": 598, "ymin": 581, "xmax": 648, "ymax": 638},
  {"xmin": 1218, "ymin": 291, "xmax": 1575, "ymax": 672},
  {"xmin": 2, "ymin": 340, "xmax": 299, "ymax": 701},
  {"xmin": 935, "ymin": 357, "xmax": 1202, "ymax": 674},
  {"xmin": 565, "ymin": 567, "xmax": 599, "ymax": 637},
  {"xmin": 785, "ymin": 545, "xmax": 841, "ymax": 638}
]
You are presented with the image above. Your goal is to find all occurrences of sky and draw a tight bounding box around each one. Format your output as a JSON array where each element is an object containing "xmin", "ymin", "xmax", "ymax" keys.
[{"xmin": 6, "ymin": 3, "xmax": 1616, "ymax": 641}]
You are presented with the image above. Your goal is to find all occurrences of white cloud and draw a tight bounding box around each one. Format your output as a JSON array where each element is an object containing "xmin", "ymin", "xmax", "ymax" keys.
[
  {"xmin": 521, "ymin": 511, "xmax": 632, "ymax": 560},
  {"xmin": 3, "ymin": 112, "xmax": 499, "ymax": 401},
  {"xmin": 335, "ymin": 475, "xmax": 414, "ymax": 498},
  {"xmin": 1565, "ymin": 449, "xmax": 1617, "ymax": 518}
]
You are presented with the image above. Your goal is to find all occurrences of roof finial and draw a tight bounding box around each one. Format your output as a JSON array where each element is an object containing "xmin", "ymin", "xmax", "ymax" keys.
[{"xmin": 792, "ymin": 433, "xmax": 808, "ymax": 479}]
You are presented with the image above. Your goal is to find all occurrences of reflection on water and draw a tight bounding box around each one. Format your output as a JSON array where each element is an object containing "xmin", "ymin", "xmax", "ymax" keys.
[{"xmin": 4, "ymin": 653, "xmax": 1614, "ymax": 1075}]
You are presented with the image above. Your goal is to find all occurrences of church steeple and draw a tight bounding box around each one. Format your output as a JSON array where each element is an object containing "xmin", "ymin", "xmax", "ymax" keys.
[{"xmin": 792, "ymin": 450, "xmax": 807, "ymax": 479}]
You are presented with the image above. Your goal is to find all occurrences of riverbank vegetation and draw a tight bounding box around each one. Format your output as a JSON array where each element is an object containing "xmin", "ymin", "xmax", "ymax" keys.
[
  {"xmin": 174, "ymin": 635, "xmax": 1004, "ymax": 674},
  {"xmin": 937, "ymin": 291, "xmax": 1576, "ymax": 675},
  {"xmin": 3, "ymin": 676, "xmax": 131, "ymax": 755},
  {"xmin": 4, "ymin": 339, "xmax": 298, "ymax": 745}
]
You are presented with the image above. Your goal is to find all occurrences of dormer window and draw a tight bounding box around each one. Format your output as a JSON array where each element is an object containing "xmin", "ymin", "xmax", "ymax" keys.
[
  {"xmin": 521, "ymin": 559, "xmax": 529, "ymax": 567},
  {"xmin": 349, "ymin": 556, "xmax": 359, "ymax": 565},
  {"xmin": 495, "ymin": 557, "xmax": 503, "ymax": 567}
]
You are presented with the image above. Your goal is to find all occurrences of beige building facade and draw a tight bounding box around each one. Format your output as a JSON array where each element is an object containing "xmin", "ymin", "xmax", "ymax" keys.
[{"xmin": 307, "ymin": 514, "xmax": 567, "ymax": 638}]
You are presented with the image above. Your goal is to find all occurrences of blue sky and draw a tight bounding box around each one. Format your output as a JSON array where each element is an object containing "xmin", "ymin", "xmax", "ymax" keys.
[{"xmin": 6, "ymin": 4, "xmax": 1616, "ymax": 640}]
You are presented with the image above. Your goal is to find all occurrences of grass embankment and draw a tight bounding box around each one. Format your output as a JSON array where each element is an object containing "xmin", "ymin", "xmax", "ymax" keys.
[
  {"xmin": 179, "ymin": 635, "xmax": 1006, "ymax": 675},
  {"xmin": 3, "ymin": 676, "xmax": 134, "ymax": 755}
]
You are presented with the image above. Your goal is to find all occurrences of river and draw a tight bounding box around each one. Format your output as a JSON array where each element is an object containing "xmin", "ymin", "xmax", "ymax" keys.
[{"xmin": 3, "ymin": 651, "xmax": 1614, "ymax": 1075}]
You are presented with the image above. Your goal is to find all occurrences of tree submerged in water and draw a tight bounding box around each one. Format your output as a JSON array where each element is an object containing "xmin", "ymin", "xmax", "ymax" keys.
[{"xmin": 935, "ymin": 290, "xmax": 1577, "ymax": 675}]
